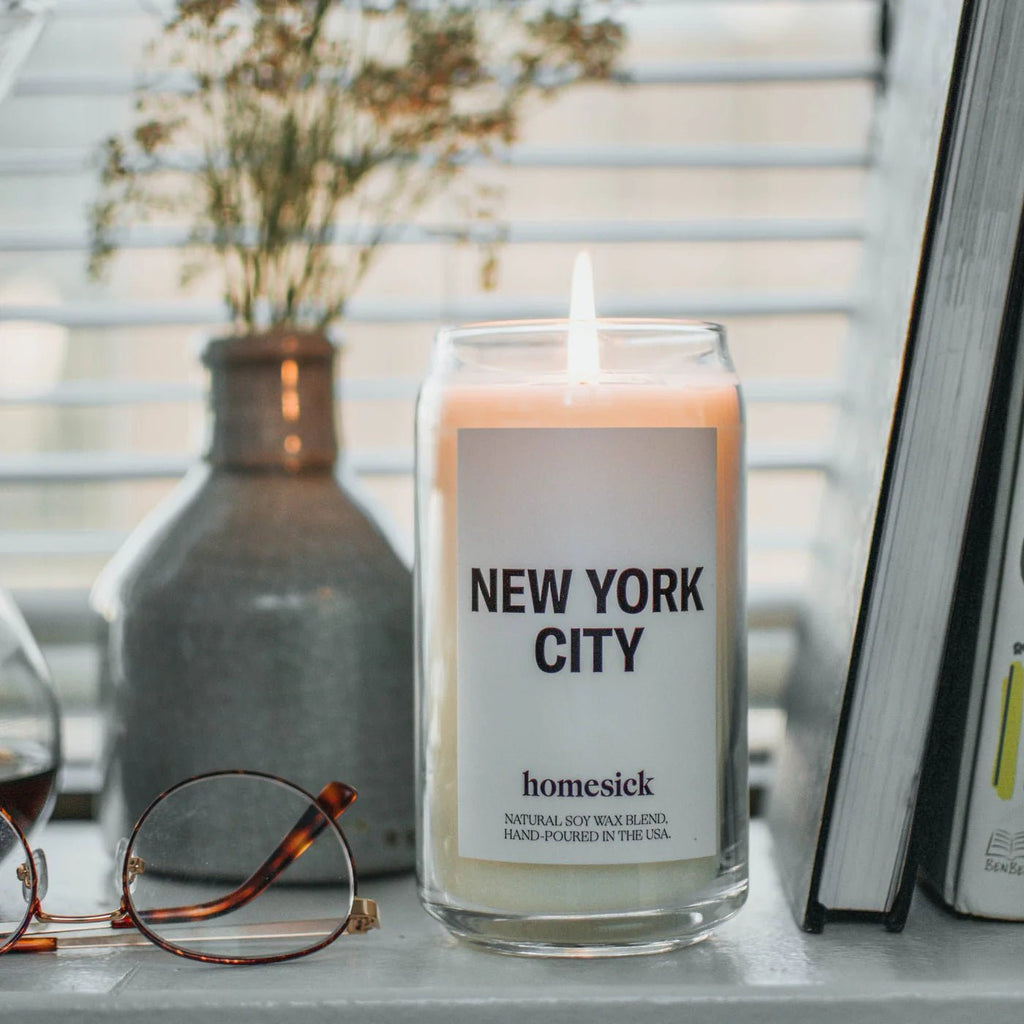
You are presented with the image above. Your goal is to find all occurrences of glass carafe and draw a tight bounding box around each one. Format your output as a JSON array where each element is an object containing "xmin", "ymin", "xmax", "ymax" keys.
[{"xmin": 0, "ymin": 587, "xmax": 61, "ymax": 838}]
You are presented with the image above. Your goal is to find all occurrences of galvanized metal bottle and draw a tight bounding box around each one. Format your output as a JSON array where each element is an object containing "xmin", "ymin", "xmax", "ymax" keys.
[{"xmin": 94, "ymin": 331, "xmax": 414, "ymax": 875}]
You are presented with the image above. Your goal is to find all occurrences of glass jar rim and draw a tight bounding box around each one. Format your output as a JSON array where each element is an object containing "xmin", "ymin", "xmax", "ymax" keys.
[{"xmin": 438, "ymin": 318, "xmax": 724, "ymax": 347}]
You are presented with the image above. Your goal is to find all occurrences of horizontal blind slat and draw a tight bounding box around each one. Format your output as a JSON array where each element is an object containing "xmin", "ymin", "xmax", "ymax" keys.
[
  {"xmin": 0, "ymin": 528, "xmax": 816, "ymax": 559},
  {"xmin": 498, "ymin": 144, "xmax": 872, "ymax": 169},
  {"xmin": 51, "ymin": 0, "xmax": 876, "ymax": 13},
  {"xmin": 0, "ymin": 451, "xmax": 408, "ymax": 481},
  {"xmin": 0, "ymin": 292, "xmax": 855, "ymax": 327},
  {"xmin": 619, "ymin": 57, "xmax": 881, "ymax": 84},
  {"xmin": 0, "ymin": 145, "xmax": 873, "ymax": 177},
  {"xmin": 0, "ymin": 443, "xmax": 832, "ymax": 483},
  {"xmin": 9, "ymin": 58, "xmax": 882, "ymax": 99},
  {"xmin": 0, "ymin": 377, "xmax": 843, "ymax": 407},
  {"xmin": 0, "ymin": 218, "xmax": 865, "ymax": 252}
]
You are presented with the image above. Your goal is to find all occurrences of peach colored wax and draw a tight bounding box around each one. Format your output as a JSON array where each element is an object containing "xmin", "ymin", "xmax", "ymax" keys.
[{"xmin": 417, "ymin": 372, "xmax": 744, "ymax": 917}]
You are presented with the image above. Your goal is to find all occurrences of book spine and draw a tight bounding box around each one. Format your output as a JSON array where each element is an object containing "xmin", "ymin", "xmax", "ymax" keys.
[{"xmin": 956, "ymin": 438, "xmax": 1024, "ymax": 916}]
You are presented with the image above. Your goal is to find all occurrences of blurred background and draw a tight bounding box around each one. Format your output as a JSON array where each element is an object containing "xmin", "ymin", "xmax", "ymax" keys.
[{"xmin": 0, "ymin": 0, "xmax": 884, "ymax": 809}]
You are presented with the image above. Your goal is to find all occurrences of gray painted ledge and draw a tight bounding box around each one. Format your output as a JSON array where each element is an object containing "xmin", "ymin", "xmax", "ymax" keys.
[{"xmin": 3, "ymin": 821, "xmax": 1024, "ymax": 1023}]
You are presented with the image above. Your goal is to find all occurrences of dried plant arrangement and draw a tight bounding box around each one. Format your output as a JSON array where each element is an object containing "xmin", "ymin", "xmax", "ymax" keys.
[{"xmin": 88, "ymin": 0, "xmax": 626, "ymax": 332}]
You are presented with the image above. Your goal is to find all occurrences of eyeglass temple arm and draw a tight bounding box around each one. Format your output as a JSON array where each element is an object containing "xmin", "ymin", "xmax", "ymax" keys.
[
  {"xmin": 7, "ymin": 910, "xmax": 381, "ymax": 955},
  {"xmin": 126, "ymin": 781, "xmax": 365, "ymax": 928}
]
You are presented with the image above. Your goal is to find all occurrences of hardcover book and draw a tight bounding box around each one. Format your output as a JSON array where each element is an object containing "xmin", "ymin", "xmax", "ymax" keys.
[
  {"xmin": 769, "ymin": 0, "xmax": 1024, "ymax": 930},
  {"xmin": 918, "ymin": 285, "xmax": 1024, "ymax": 917}
]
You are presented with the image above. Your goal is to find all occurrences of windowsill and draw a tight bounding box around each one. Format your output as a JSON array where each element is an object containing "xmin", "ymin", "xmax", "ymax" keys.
[{"xmin": 5, "ymin": 820, "xmax": 1024, "ymax": 1023}]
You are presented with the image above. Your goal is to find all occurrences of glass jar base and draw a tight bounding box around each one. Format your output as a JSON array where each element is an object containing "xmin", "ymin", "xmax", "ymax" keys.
[{"xmin": 421, "ymin": 879, "xmax": 748, "ymax": 958}]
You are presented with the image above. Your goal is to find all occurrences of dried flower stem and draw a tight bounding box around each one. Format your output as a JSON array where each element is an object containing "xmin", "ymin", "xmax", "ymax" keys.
[{"xmin": 89, "ymin": 0, "xmax": 626, "ymax": 333}]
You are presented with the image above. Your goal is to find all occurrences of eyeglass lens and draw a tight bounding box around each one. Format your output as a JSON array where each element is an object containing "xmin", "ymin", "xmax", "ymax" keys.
[
  {"xmin": 124, "ymin": 774, "xmax": 355, "ymax": 962},
  {"xmin": 0, "ymin": 813, "xmax": 31, "ymax": 950}
]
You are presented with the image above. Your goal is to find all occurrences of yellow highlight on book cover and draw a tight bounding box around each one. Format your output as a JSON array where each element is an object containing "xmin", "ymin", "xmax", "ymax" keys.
[{"xmin": 992, "ymin": 661, "xmax": 1023, "ymax": 801}]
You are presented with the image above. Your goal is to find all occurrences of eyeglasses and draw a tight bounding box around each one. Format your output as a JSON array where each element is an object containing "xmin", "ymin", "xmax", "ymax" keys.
[{"xmin": 0, "ymin": 770, "xmax": 379, "ymax": 965}]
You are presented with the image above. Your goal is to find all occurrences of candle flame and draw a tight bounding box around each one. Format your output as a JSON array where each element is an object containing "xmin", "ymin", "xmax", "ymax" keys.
[{"xmin": 567, "ymin": 251, "xmax": 600, "ymax": 383}]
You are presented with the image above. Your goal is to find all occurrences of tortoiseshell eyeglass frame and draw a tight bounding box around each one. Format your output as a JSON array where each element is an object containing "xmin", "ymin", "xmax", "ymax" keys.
[{"xmin": 0, "ymin": 769, "xmax": 380, "ymax": 966}]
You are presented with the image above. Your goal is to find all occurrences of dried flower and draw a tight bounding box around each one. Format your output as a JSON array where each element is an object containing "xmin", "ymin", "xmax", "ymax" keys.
[{"xmin": 89, "ymin": 0, "xmax": 626, "ymax": 332}]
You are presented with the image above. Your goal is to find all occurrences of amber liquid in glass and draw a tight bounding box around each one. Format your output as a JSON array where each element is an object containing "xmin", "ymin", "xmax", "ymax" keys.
[{"xmin": 0, "ymin": 746, "xmax": 58, "ymax": 834}]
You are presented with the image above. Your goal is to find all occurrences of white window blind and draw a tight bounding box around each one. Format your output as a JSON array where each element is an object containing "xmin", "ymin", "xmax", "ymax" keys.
[{"xmin": 0, "ymin": 0, "xmax": 882, "ymax": 768}]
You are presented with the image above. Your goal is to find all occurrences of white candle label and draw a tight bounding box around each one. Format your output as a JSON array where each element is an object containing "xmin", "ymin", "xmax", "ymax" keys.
[{"xmin": 456, "ymin": 426, "xmax": 718, "ymax": 865}]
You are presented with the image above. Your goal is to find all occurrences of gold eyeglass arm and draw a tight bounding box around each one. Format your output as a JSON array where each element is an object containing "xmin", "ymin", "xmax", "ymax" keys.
[{"xmin": 7, "ymin": 904, "xmax": 379, "ymax": 954}]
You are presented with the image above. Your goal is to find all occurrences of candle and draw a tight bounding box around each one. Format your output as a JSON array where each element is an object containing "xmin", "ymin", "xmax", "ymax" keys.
[{"xmin": 415, "ymin": 257, "xmax": 747, "ymax": 956}]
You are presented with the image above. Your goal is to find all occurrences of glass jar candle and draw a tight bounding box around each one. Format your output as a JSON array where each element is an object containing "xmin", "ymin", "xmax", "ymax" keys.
[{"xmin": 414, "ymin": 316, "xmax": 747, "ymax": 956}]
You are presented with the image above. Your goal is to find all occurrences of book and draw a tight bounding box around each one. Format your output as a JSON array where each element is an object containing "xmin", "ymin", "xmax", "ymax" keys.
[
  {"xmin": 917, "ymin": 287, "xmax": 1024, "ymax": 916},
  {"xmin": 768, "ymin": 0, "xmax": 1024, "ymax": 931}
]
